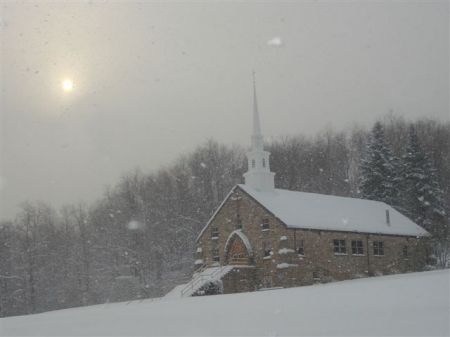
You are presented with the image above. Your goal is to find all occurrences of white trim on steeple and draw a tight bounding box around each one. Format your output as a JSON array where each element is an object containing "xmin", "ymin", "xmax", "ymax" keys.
[{"xmin": 243, "ymin": 72, "xmax": 275, "ymax": 192}]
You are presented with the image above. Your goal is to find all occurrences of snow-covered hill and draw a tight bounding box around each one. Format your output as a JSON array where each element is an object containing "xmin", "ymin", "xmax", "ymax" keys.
[{"xmin": 1, "ymin": 270, "xmax": 449, "ymax": 336}]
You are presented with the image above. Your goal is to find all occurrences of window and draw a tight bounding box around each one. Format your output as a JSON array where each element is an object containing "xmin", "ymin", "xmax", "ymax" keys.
[
  {"xmin": 373, "ymin": 241, "xmax": 384, "ymax": 256},
  {"xmin": 235, "ymin": 215, "xmax": 242, "ymax": 229},
  {"xmin": 403, "ymin": 245, "xmax": 408, "ymax": 257},
  {"xmin": 297, "ymin": 239, "xmax": 304, "ymax": 256},
  {"xmin": 252, "ymin": 159, "xmax": 255, "ymax": 168},
  {"xmin": 212, "ymin": 248, "xmax": 220, "ymax": 262},
  {"xmin": 211, "ymin": 227, "xmax": 219, "ymax": 238},
  {"xmin": 351, "ymin": 240, "xmax": 364, "ymax": 255},
  {"xmin": 277, "ymin": 271, "xmax": 285, "ymax": 282},
  {"xmin": 333, "ymin": 239, "xmax": 346, "ymax": 254},
  {"xmin": 261, "ymin": 218, "xmax": 270, "ymax": 230},
  {"xmin": 312, "ymin": 271, "xmax": 320, "ymax": 281},
  {"xmin": 195, "ymin": 246, "xmax": 203, "ymax": 258},
  {"xmin": 263, "ymin": 240, "xmax": 272, "ymax": 257},
  {"xmin": 262, "ymin": 158, "xmax": 266, "ymax": 168}
]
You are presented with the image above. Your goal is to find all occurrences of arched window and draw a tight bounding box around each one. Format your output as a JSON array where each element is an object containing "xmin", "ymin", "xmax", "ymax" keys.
[
  {"xmin": 262, "ymin": 158, "xmax": 266, "ymax": 168},
  {"xmin": 252, "ymin": 159, "xmax": 255, "ymax": 168}
]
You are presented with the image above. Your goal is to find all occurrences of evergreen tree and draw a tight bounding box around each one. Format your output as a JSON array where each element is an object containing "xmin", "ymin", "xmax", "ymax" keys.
[
  {"xmin": 402, "ymin": 126, "xmax": 447, "ymax": 236},
  {"xmin": 359, "ymin": 122, "xmax": 402, "ymax": 207}
]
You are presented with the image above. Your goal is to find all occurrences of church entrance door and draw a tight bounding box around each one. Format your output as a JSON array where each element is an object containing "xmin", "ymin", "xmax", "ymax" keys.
[{"xmin": 225, "ymin": 233, "xmax": 251, "ymax": 265}]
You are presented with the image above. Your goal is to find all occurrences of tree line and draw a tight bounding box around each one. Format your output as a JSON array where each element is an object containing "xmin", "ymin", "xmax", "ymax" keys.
[{"xmin": 0, "ymin": 116, "xmax": 449, "ymax": 317}]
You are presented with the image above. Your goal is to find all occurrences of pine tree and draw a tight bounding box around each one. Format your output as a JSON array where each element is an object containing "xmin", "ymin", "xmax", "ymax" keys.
[
  {"xmin": 402, "ymin": 126, "xmax": 447, "ymax": 236},
  {"xmin": 359, "ymin": 122, "xmax": 402, "ymax": 207}
]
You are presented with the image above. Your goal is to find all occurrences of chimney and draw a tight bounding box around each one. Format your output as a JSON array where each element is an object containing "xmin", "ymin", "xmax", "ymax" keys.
[{"xmin": 385, "ymin": 209, "xmax": 391, "ymax": 226}]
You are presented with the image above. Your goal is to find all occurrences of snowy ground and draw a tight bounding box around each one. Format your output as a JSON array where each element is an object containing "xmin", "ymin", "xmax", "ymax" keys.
[{"xmin": 1, "ymin": 270, "xmax": 449, "ymax": 336}]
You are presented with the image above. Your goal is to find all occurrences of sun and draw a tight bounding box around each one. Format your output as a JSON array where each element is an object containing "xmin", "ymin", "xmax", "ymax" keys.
[{"xmin": 62, "ymin": 79, "xmax": 74, "ymax": 92}]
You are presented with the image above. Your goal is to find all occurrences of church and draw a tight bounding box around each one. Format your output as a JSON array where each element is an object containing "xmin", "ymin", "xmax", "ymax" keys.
[{"xmin": 168, "ymin": 79, "xmax": 429, "ymax": 298}]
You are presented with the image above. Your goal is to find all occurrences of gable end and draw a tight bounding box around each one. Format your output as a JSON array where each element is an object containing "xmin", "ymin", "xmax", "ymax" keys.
[{"xmin": 195, "ymin": 186, "xmax": 239, "ymax": 242}]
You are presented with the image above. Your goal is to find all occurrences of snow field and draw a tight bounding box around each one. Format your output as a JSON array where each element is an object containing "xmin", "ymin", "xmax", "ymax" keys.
[{"xmin": 1, "ymin": 269, "xmax": 449, "ymax": 336}]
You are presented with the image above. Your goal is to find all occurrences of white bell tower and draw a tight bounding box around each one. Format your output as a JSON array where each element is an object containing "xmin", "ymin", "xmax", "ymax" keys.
[{"xmin": 243, "ymin": 73, "xmax": 275, "ymax": 192}]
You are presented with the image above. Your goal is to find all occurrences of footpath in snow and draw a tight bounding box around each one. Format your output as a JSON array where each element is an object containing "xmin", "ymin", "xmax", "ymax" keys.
[{"xmin": 1, "ymin": 269, "xmax": 449, "ymax": 336}]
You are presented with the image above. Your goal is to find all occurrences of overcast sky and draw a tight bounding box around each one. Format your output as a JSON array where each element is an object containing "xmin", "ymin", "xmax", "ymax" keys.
[{"xmin": 0, "ymin": 1, "xmax": 449, "ymax": 220}]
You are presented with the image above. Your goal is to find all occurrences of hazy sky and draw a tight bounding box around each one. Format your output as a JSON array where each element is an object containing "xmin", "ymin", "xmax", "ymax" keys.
[{"xmin": 1, "ymin": 1, "xmax": 449, "ymax": 220}]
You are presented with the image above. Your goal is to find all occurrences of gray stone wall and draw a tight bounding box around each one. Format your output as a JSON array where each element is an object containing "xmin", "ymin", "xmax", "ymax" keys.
[{"xmin": 221, "ymin": 267, "xmax": 259, "ymax": 294}]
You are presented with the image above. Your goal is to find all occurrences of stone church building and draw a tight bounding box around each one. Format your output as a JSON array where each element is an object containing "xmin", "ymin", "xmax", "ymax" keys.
[{"xmin": 169, "ymin": 79, "xmax": 429, "ymax": 297}]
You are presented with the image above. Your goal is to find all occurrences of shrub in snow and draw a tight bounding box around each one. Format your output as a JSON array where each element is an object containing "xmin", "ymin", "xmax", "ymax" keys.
[{"xmin": 194, "ymin": 280, "xmax": 223, "ymax": 296}]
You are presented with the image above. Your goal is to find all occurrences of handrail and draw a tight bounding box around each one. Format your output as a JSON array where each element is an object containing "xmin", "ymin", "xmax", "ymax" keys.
[
  {"xmin": 180, "ymin": 264, "xmax": 208, "ymax": 296},
  {"xmin": 181, "ymin": 268, "xmax": 216, "ymax": 296},
  {"xmin": 192, "ymin": 263, "xmax": 208, "ymax": 277},
  {"xmin": 180, "ymin": 265, "xmax": 226, "ymax": 297}
]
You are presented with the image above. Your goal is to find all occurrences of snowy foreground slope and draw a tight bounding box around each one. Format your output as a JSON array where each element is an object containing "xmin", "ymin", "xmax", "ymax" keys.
[{"xmin": 1, "ymin": 270, "xmax": 449, "ymax": 336}]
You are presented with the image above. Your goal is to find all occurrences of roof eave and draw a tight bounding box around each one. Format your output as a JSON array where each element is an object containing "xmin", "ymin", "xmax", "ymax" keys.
[{"xmin": 195, "ymin": 185, "xmax": 239, "ymax": 243}]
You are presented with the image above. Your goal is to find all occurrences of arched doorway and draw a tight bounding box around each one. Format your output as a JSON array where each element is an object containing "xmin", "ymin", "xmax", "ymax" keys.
[{"xmin": 224, "ymin": 230, "xmax": 253, "ymax": 265}]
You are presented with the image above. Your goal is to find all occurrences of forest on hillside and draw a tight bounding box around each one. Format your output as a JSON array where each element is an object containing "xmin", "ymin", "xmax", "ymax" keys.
[{"xmin": 1, "ymin": 115, "xmax": 449, "ymax": 317}]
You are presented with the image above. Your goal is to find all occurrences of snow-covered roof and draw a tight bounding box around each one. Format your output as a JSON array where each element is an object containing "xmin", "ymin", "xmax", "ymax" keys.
[{"xmin": 238, "ymin": 184, "xmax": 429, "ymax": 237}]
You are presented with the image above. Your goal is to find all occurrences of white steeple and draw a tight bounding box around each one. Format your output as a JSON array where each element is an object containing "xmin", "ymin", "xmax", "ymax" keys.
[{"xmin": 243, "ymin": 73, "xmax": 275, "ymax": 192}]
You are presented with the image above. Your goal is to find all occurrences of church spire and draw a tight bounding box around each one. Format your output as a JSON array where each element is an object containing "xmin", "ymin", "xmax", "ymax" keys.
[
  {"xmin": 243, "ymin": 72, "xmax": 275, "ymax": 192},
  {"xmin": 251, "ymin": 71, "xmax": 264, "ymax": 150}
]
